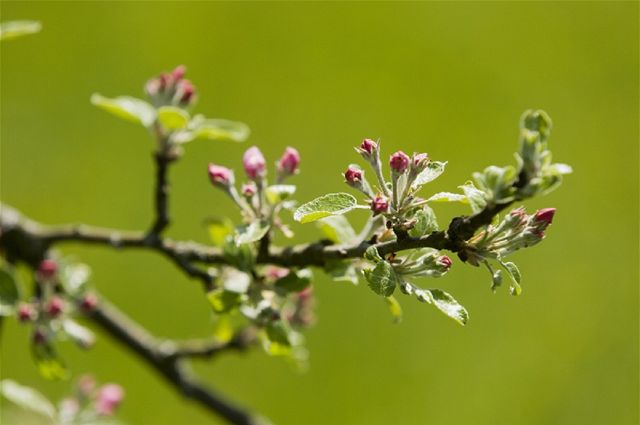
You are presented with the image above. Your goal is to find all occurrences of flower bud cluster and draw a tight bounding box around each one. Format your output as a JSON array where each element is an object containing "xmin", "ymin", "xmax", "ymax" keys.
[
  {"xmin": 57, "ymin": 375, "xmax": 124, "ymax": 423},
  {"xmin": 145, "ymin": 65, "xmax": 197, "ymax": 108},
  {"xmin": 208, "ymin": 146, "xmax": 300, "ymax": 219},
  {"xmin": 466, "ymin": 207, "xmax": 557, "ymax": 262},
  {"xmin": 394, "ymin": 249, "xmax": 453, "ymax": 278}
]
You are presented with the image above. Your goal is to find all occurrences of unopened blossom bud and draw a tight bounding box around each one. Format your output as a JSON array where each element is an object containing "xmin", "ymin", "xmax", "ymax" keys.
[
  {"xmin": 95, "ymin": 384, "xmax": 124, "ymax": 416},
  {"xmin": 533, "ymin": 208, "xmax": 556, "ymax": 226},
  {"xmin": 265, "ymin": 266, "xmax": 289, "ymax": 281},
  {"xmin": 241, "ymin": 182, "xmax": 257, "ymax": 198},
  {"xmin": 208, "ymin": 164, "xmax": 234, "ymax": 188},
  {"xmin": 171, "ymin": 65, "xmax": 186, "ymax": 81},
  {"xmin": 18, "ymin": 303, "xmax": 36, "ymax": 322},
  {"xmin": 360, "ymin": 139, "xmax": 377, "ymax": 155},
  {"xmin": 243, "ymin": 146, "xmax": 267, "ymax": 180},
  {"xmin": 47, "ymin": 296, "xmax": 64, "ymax": 318},
  {"xmin": 438, "ymin": 255, "xmax": 453, "ymax": 269},
  {"xmin": 370, "ymin": 195, "xmax": 389, "ymax": 215},
  {"xmin": 80, "ymin": 293, "xmax": 98, "ymax": 312},
  {"xmin": 38, "ymin": 259, "xmax": 57, "ymax": 281},
  {"xmin": 344, "ymin": 166, "xmax": 362, "ymax": 184},
  {"xmin": 77, "ymin": 374, "xmax": 96, "ymax": 398},
  {"xmin": 277, "ymin": 147, "xmax": 300, "ymax": 177},
  {"xmin": 176, "ymin": 79, "xmax": 196, "ymax": 105},
  {"xmin": 411, "ymin": 153, "xmax": 429, "ymax": 173},
  {"xmin": 389, "ymin": 151, "xmax": 410, "ymax": 173}
]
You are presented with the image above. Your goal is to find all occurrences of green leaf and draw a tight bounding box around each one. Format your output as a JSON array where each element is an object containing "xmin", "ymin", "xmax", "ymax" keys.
[
  {"xmin": 59, "ymin": 262, "xmax": 91, "ymax": 296},
  {"xmin": 0, "ymin": 379, "xmax": 56, "ymax": 419},
  {"xmin": 294, "ymin": 193, "xmax": 358, "ymax": 224},
  {"xmin": 223, "ymin": 240, "xmax": 255, "ymax": 272},
  {"xmin": 385, "ymin": 296, "xmax": 403, "ymax": 324},
  {"xmin": 236, "ymin": 220, "xmax": 270, "ymax": 245},
  {"xmin": 212, "ymin": 314, "xmax": 235, "ymax": 343},
  {"xmin": 459, "ymin": 182, "xmax": 487, "ymax": 214},
  {"xmin": 264, "ymin": 322, "xmax": 291, "ymax": 356},
  {"xmin": 275, "ymin": 269, "xmax": 312, "ymax": 293},
  {"xmin": 413, "ymin": 161, "xmax": 447, "ymax": 187},
  {"xmin": 324, "ymin": 260, "xmax": 359, "ymax": 285},
  {"xmin": 363, "ymin": 261, "xmax": 398, "ymax": 297},
  {"xmin": 426, "ymin": 192, "xmax": 467, "ymax": 203},
  {"xmin": 188, "ymin": 117, "xmax": 250, "ymax": 143},
  {"xmin": 91, "ymin": 94, "xmax": 156, "ymax": 127},
  {"xmin": 501, "ymin": 261, "xmax": 522, "ymax": 296},
  {"xmin": 0, "ymin": 21, "xmax": 41, "ymax": 40},
  {"xmin": 265, "ymin": 185, "xmax": 296, "ymax": 204},
  {"xmin": 207, "ymin": 289, "xmax": 242, "ymax": 314},
  {"xmin": 0, "ymin": 267, "xmax": 19, "ymax": 316},
  {"xmin": 62, "ymin": 319, "xmax": 95, "ymax": 349},
  {"xmin": 521, "ymin": 109, "xmax": 552, "ymax": 143},
  {"xmin": 408, "ymin": 207, "xmax": 439, "ymax": 238},
  {"xmin": 427, "ymin": 289, "xmax": 469, "ymax": 325},
  {"xmin": 364, "ymin": 246, "xmax": 383, "ymax": 263},
  {"xmin": 206, "ymin": 217, "xmax": 235, "ymax": 246},
  {"xmin": 157, "ymin": 106, "xmax": 189, "ymax": 130},
  {"xmin": 317, "ymin": 216, "xmax": 356, "ymax": 243},
  {"xmin": 32, "ymin": 342, "xmax": 69, "ymax": 380}
]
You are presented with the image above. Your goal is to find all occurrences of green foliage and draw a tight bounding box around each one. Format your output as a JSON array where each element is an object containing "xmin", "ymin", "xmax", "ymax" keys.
[
  {"xmin": 274, "ymin": 269, "xmax": 312, "ymax": 293},
  {"xmin": 408, "ymin": 207, "xmax": 438, "ymax": 238},
  {"xmin": 236, "ymin": 220, "xmax": 270, "ymax": 245},
  {"xmin": 0, "ymin": 379, "xmax": 56, "ymax": 419},
  {"xmin": 385, "ymin": 296, "xmax": 403, "ymax": 324},
  {"xmin": 293, "ymin": 193, "xmax": 359, "ymax": 223},
  {"xmin": 413, "ymin": 161, "xmax": 447, "ymax": 187},
  {"xmin": 0, "ymin": 20, "xmax": 41, "ymax": 40},
  {"xmin": 157, "ymin": 106, "xmax": 190, "ymax": 130},
  {"xmin": 32, "ymin": 342, "xmax": 69, "ymax": 380},
  {"xmin": 90, "ymin": 94, "xmax": 156, "ymax": 127},
  {"xmin": 0, "ymin": 266, "xmax": 19, "ymax": 316},
  {"xmin": 363, "ymin": 261, "xmax": 399, "ymax": 297},
  {"xmin": 317, "ymin": 216, "xmax": 356, "ymax": 244}
]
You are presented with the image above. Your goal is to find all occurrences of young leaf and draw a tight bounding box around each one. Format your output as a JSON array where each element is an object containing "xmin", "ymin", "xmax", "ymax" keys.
[
  {"xmin": 408, "ymin": 207, "xmax": 438, "ymax": 238},
  {"xmin": 385, "ymin": 296, "xmax": 403, "ymax": 324},
  {"xmin": 207, "ymin": 289, "xmax": 243, "ymax": 314},
  {"xmin": 157, "ymin": 106, "xmax": 189, "ymax": 130},
  {"xmin": 90, "ymin": 94, "xmax": 156, "ymax": 127},
  {"xmin": 236, "ymin": 220, "xmax": 270, "ymax": 245},
  {"xmin": 460, "ymin": 182, "xmax": 487, "ymax": 214},
  {"xmin": 0, "ymin": 21, "xmax": 41, "ymax": 40},
  {"xmin": 364, "ymin": 246, "xmax": 383, "ymax": 264},
  {"xmin": 32, "ymin": 343, "xmax": 69, "ymax": 380},
  {"xmin": 59, "ymin": 262, "xmax": 91, "ymax": 296},
  {"xmin": 0, "ymin": 268, "xmax": 19, "ymax": 316},
  {"xmin": 317, "ymin": 216, "xmax": 356, "ymax": 244},
  {"xmin": 413, "ymin": 161, "xmax": 447, "ymax": 187},
  {"xmin": 275, "ymin": 269, "xmax": 312, "ymax": 293},
  {"xmin": 265, "ymin": 185, "xmax": 296, "ymax": 204},
  {"xmin": 363, "ymin": 261, "xmax": 399, "ymax": 297},
  {"xmin": 264, "ymin": 322, "xmax": 292, "ymax": 356},
  {"xmin": 0, "ymin": 380, "xmax": 56, "ymax": 419},
  {"xmin": 206, "ymin": 217, "xmax": 235, "ymax": 246},
  {"xmin": 62, "ymin": 320, "xmax": 95, "ymax": 349},
  {"xmin": 426, "ymin": 192, "xmax": 467, "ymax": 203},
  {"xmin": 188, "ymin": 117, "xmax": 250, "ymax": 143},
  {"xmin": 427, "ymin": 289, "xmax": 469, "ymax": 325},
  {"xmin": 293, "ymin": 193, "xmax": 358, "ymax": 224},
  {"xmin": 501, "ymin": 261, "xmax": 522, "ymax": 296}
]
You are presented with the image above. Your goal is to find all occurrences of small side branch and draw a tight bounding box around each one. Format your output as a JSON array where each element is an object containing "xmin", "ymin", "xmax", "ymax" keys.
[{"xmin": 148, "ymin": 150, "xmax": 175, "ymax": 238}]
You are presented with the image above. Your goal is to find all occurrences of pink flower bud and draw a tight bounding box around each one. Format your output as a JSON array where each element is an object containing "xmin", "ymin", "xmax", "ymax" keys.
[
  {"xmin": 171, "ymin": 65, "xmax": 187, "ymax": 81},
  {"xmin": 389, "ymin": 151, "xmax": 410, "ymax": 173},
  {"xmin": 80, "ymin": 293, "xmax": 98, "ymax": 312},
  {"xmin": 360, "ymin": 139, "xmax": 377, "ymax": 155},
  {"xmin": 438, "ymin": 256, "xmax": 452, "ymax": 269},
  {"xmin": 95, "ymin": 384, "xmax": 124, "ymax": 416},
  {"xmin": 277, "ymin": 147, "xmax": 300, "ymax": 176},
  {"xmin": 77, "ymin": 374, "xmax": 96, "ymax": 398},
  {"xmin": 344, "ymin": 166, "xmax": 363, "ymax": 184},
  {"xmin": 158, "ymin": 73, "xmax": 170, "ymax": 89},
  {"xmin": 411, "ymin": 153, "xmax": 429, "ymax": 173},
  {"xmin": 46, "ymin": 296, "xmax": 64, "ymax": 318},
  {"xmin": 208, "ymin": 164, "xmax": 233, "ymax": 188},
  {"xmin": 38, "ymin": 259, "xmax": 57, "ymax": 280},
  {"xmin": 243, "ymin": 146, "xmax": 267, "ymax": 180},
  {"xmin": 265, "ymin": 266, "xmax": 289, "ymax": 281},
  {"xmin": 241, "ymin": 182, "xmax": 257, "ymax": 197},
  {"xmin": 534, "ymin": 208, "xmax": 556, "ymax": 226},
  {"xmin": 370, "ymin": 195, "xmax": 389, "ymax": 215},
  {"xmin": 18, "ymin": 303, "xmax": 36, "ymax": 322},
  {"xmin": 145, "ymin": 78, "xmax": 161, "ymax": 97},
  {"xmin": 177, "ymin": 79, "xmax": 196, "ymax": 105}
]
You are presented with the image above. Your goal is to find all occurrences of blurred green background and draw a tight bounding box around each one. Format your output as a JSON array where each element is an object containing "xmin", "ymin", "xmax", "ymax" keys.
[{"xmin": 1, "ymin": 2, "xmax": 638, "ymax": 425}]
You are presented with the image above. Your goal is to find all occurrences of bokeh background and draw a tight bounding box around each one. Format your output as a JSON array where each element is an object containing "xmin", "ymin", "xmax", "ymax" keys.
[{"xmin": 1, "ymin": 2, "xmax": 638, "ymax": 425}]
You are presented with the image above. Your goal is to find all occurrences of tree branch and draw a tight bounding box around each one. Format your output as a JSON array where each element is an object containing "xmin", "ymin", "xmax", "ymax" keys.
[
  {"xmin": 147, "ymin": 150, "xmax": 175, "ymax": 238},
  {"xmin": 87, "ymin": 297, "xmax": 262, "ymax": 425}
]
